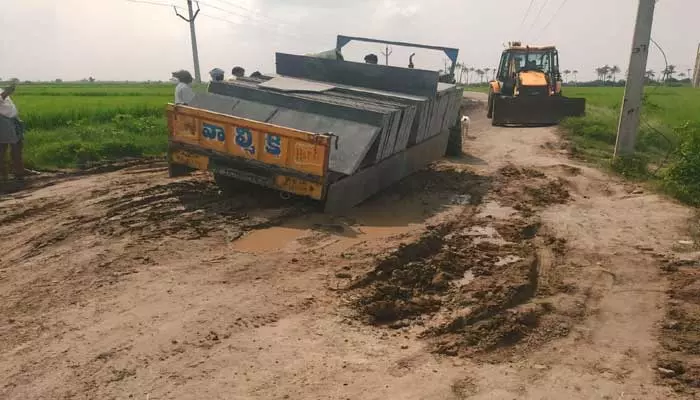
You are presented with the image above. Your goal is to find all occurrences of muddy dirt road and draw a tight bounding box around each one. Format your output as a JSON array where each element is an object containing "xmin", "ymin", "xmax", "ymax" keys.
[{"xmin": 1, "ymin": 93, "xmax": 698, "ymax": 399}]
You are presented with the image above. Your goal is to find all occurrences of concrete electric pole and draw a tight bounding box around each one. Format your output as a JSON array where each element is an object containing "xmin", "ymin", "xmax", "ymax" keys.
[
  {"xmin": 381, "ymin": 45, "xmax": 393, "ymax": 66},
  {"xmin": 693, "ymin": 43, "xmax": 700, "ymax": 88},
  {"xmin": 174, "ymin": 1, "xmax": 202, "ymax": 84},
  {"xmin": 614, "ymin": 0, "xmax": 656, "ymax": 157}
]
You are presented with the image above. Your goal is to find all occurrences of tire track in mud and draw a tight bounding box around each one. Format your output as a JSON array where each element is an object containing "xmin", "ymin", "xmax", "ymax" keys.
[{"xmin": 347, "ymin": 164, "xmax": 587, "ymax": 359}]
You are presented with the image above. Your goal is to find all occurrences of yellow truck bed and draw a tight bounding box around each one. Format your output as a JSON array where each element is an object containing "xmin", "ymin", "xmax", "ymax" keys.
[{"xmin": 166, "ymin": 104, "xmax": 332, "ymax": 200}]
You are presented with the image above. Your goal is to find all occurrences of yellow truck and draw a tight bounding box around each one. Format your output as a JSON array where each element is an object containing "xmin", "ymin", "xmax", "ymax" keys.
[{"xmin": 167, "ymin": 35, "xmax": 464, "ymax": 213}]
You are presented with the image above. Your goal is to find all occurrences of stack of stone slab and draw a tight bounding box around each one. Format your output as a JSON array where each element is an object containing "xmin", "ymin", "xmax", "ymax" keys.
[{"xmin": 189, "ymin": 53, "xmax": 462, "ymax": 178}]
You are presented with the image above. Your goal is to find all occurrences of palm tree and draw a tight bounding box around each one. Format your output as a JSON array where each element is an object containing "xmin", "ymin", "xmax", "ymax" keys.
[
  {"xmin": 678, "ymin": 72, "xmax": 687, "ymax": 80},
  {"xmin": 645, "ymin": 69, "xmax": 655, "ymax": 83},
  {"xmin": 610, "ymin": 65, "xmax": 621, "ymax": 82},
  {"xmin": 572, "ymin": 70, "xmax": 578, "ymax": 82},
  {"xmin": 663, "ymin": 64, "xmax": 677, "ymax": 81},
  {"xmin": 483, "ymin": 68, "xmax": 491, "ymax": 82},
  {"xmin": 595, "ymin": 67, "xmax": 605, "ymax": 81},
  {"xmin": 563, "ymin": 69, "xmax": 571, "ymax": 82},
  {"xmin": 455, "ymin": 62, "xmax": 465, "ymax": 83},
  {"xmin": 469, "ymin": 67, "xmax": 475, "ymax": 83},
  {"xmin": 476, "ymin": 69, "xmax": 485, "ymax": 83}
]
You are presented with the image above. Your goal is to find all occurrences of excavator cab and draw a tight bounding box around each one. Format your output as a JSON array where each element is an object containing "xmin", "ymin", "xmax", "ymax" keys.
[{"xmin": 487, "ymin": 42, "xmax": 585, "ymax": 126}]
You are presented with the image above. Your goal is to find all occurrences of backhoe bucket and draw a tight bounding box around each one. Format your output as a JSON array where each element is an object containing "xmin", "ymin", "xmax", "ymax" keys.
[{"xmin": 492, "ymin": 95, "xmax": 585, "ymax": 126}]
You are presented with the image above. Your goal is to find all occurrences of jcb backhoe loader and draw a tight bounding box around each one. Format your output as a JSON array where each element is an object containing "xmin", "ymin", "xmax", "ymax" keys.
[{"xmin": 487, "ymin": 42, "xmax": 585, "ymax": 126}]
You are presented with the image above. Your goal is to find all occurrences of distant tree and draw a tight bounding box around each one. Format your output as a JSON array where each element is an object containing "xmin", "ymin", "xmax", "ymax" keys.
[
  {"xmin": 572, "ymin": 70, "xmax": 578, "ymax": 82},
  {"xmin": 483, "ymin": 68, "xmax": 491, "ymax": 81},
  {"xmin": 89, "ymin": 77, "xmax": 95, "ymax": 83},
  {"xmin": 662, "ymin": 65, "xmax": 677, "ymax": 82},
  {"xmin": 610, "ymin": 65, "xmax": 621, "ymax": 82},
  {"xmin": 645, "ymin": 69, "xmax": 656, "ymax": 84},
  {"xmin": 10, "ymin": 78, "xmax": 19, "ymax": 84},
  {"xmin": 476, "ymin": 69, "xmax": 485, "ymax": 83},
  {"xmin": 679, "ymin": 72, "xmax": 686, "ymax": 78},
  {"xmin": 55, "ymin": 78, "xmax": 63, "ymax": 83},
  {"xmin": 595, "ymin": 67, "xmax": 605, "ymax": 81},
  {"xmin": 469, "ymin": 67, "xmax": 475, "ymax": 83},
  {"xmin": 563, "ymin": 69, "xmax": 571, "ymax": 82}
]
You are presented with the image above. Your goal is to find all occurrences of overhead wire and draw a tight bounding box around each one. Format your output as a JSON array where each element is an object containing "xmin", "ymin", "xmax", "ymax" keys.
[
  {"xmin": 207, "ymin": 0, "xmax": 291, "ymax": 27},
  {"xmin": 535, "ymin": 0, "xmax": 570, "ymax": 40},
  {"xmin": 124, "ymin": 0, "xmax": 311, "ymax": 42},
  {"xmin": 526, "ymin": 0, "xmax": 550, "ymax": 38},
  {"xmin": 518, "ymin": 0, "xmax": 537, "ymax": 33},
  {"xmin": 125, "ymin": 0, "xmax": 173, "ymax": 7},
  {"xmin": 643, "ymin": 37, "xmax": 675, "ymax": 175},
  {"xmin": 196, "ymin": 0, "xmax": 294, "ymax": 29}
]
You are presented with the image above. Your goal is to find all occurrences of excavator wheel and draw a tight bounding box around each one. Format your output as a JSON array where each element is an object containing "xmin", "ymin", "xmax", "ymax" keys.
[{"xmin": 491, "ymin": 99, "xmax": 502, "ymax": 127}]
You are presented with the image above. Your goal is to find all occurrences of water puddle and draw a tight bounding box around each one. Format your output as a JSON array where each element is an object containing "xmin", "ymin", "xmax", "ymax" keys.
[{"xmin": 232, "ymin": 226, "xmax": 307, "ymax": 253}]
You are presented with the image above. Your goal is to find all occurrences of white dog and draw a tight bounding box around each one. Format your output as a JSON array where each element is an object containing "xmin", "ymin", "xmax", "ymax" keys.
[{"xmin": 460, "ymin": 115, "xmax": 470, "ymax": 138}]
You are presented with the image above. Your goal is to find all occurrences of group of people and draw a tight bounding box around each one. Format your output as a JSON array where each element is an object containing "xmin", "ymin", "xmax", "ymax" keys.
[
  {"xmin": 171, "ymin": 66, "xmax": 261, "ymax": 105},
  {"xmin": 0, "ymin": 83, "xmax": 25, "ymax": 181}
]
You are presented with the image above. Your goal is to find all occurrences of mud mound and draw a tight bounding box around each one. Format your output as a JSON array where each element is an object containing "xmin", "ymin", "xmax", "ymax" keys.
[
  {"xmin": 350, "ymin": 212, "xmax": 570, "ymax": 356},
  {"xmin": 96, "ymin": 179, "xmax": 311, "ymax": 239},
  {"xmin": 384, "ymin": 165, "xmax": 491, "ymax": 203},
  {"xmin": 348, "ymin": 165, "xmax": 580, "ymax": 358},
  {"xmin": 659, "ymin": 258, "xmax": 700, "ymax": 395},
  {"xmin": 493, "ymin": 165, "xmax": 570, "ymax": 215}
]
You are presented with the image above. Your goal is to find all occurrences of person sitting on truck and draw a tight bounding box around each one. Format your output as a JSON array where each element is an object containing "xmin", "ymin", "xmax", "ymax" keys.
[
  {"xmin": 209, "ymin": 68, "xmax": 225, "ymax": 82},
  {"xmin": 172, "ymin": 70, "xmax": 195, "ymax": 105},
  {"xmin": 229, "ymin": 66, "xmax": 245, "ymax": 81},
  {"xmin": 364, "ymin": 54, "xmax": 378, "ymax": 64}
]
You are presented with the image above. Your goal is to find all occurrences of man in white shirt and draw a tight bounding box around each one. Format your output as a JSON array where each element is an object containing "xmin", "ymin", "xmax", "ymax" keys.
[
  {"xmin": 0, "ymin": 83, "xmax": 25, "ymax": 180},
  {"xmin": 171, "ymin": 70, "xmax": 195, "ymax": 105}
]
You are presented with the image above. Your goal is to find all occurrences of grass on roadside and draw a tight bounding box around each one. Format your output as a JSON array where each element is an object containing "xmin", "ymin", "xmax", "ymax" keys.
[
  {"xmin": 559, "ymin": 86, "xmax": 700, "ymax": 205},
  {"xmin": 23, "ymin": 115, "xmax": 167, "ymax": 170}
]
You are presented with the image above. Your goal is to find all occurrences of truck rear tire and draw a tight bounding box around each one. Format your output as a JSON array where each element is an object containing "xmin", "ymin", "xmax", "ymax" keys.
[
  {"xmin": 168, "ymin": 163, "xmax": 193, "ymax": 178},
  {"xmin": 445, "ymin": 123, "xmax": 463, "ymax": 157},
  {"xmin": 214, "ymin": 173, "xmax": 246, "ymax": 196}
]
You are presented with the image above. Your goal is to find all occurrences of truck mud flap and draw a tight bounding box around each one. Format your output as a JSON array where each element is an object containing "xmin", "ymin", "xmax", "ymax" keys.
[
  {"xmin": 492, "ymin": 95, "xmax": 586, "ymax": 126},
  {"xmin": 323, "ymin": 129, "xmax": 450, "ymax": 214}
]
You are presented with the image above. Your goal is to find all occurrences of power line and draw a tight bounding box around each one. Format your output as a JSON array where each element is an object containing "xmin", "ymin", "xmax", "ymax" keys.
[
  {"xmin": 526, "ymin": 0, "xmax": 550, "ymax": 38},
  {"xmin": 125, "ymin": 0, "xmax": 311, "ymax": 43},
  {"xmin": 196, "ymin": 0, "xmax": 293, "ymax": 29},
  {"xmin": 207, "ymin": 0, "xmax": 290, "ymax": 26},
  {"xmin": 125, "ymin": 0, "xmax": 173, "ymax": 7},
  {"xmin": 535, "ymin": 0, "xmax": 570, "ymax": 39},
  {"xmin": 519, "ymin": 0, "xmax": 537, "ymax": 32},
  {"xmin": 199, "ymin": 12, "xmax": 309, "ymax": 42}
]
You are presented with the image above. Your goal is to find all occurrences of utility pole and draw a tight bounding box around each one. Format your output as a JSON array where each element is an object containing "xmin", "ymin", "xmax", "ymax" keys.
[
  {"xmin": 614, "ymin": 0, "xmax": 656, "ymax": 157},
  {"xmin": 380, "ymin": 45, "xmax": 393, "ymax": 66},
  {"xmin": 693, "ymin": 43, "xmax": 700, "ymax": 88},
  {"xmin": 174, "ymin": 1, "xmax": 201, "ymax": 83}
]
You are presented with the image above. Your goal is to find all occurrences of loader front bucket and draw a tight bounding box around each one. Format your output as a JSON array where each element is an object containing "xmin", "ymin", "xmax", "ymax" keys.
[{"xmin": 492, "ymin": 95, "xmax": 586, "ymax": 126}]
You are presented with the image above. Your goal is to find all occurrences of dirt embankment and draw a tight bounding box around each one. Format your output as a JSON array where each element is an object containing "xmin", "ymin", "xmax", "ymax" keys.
[{"xmin": 657, "ymin": 244, "xmax": 700, "ymax": 393}]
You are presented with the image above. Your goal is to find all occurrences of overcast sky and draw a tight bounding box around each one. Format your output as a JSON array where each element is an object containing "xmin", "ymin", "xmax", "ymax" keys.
[{"xmin": 1, "ymin": 0, "xmax": 697, "ymax": 82}]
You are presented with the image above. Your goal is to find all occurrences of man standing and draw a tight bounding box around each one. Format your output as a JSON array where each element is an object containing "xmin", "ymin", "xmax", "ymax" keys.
[
  {"xmin": 0, "ymin": 83, "xmax": 25, "ymax": 180},
  {"xmin": 172, "ymin": 70, "xmax": 195, "ymax": 105}
]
